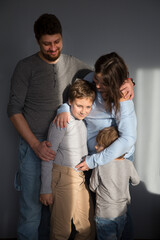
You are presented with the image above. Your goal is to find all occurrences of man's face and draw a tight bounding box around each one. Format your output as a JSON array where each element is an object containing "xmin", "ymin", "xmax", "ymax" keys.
[
  {"xmin": 69, "ymin": 97, "xmax": 93, "ymax": 120},
  {"xmin": 38, "ymin": 34, "xmax": 63, "ymax": 63}
]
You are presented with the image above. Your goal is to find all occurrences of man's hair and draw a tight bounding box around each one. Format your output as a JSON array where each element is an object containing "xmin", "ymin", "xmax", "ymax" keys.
[
  {"xmin": 96, "ymin": 126, "xmax": 119, "ymax": 148},
  {"xmin": 34, "ymin": 13, "xmax": 62, "ymax": 41},
  {"xmin": 68, "ymin": 79, "xmax": 96, "ymax": 103}
]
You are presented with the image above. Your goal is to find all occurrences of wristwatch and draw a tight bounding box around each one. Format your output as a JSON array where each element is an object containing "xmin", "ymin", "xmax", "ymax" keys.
[{"xmin": 129, "ymin": 78, "xmax": 135, "ymax": 86}]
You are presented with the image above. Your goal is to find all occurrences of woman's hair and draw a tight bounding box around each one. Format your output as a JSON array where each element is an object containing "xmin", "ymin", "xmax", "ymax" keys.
[
  {"xmin": 68, "ymin": 79, "xmax": 96, "ymax": 103},
  {"xmin": 96, "ymin": 126, "xmax": 119, "ymax": 148},
  {"xmin": 34, "ymin": 13, "xmax": 62, "ymax": 41},
  {"xmin": 94, "ymin": 52, "xmax": 129, "ymax": 114}
]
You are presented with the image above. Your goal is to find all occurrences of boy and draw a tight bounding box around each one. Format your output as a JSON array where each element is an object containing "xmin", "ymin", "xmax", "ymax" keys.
[
  {"xmin": 89, "ymin": 126, "xmax": 140, "ymax": 240},
  {"xmin": 40, "ymin": 79, "xmax": 96, "ymax": 239}
]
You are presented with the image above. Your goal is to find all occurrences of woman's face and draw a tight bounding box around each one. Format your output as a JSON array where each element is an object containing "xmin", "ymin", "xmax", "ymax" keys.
[{"xmin": 93, "ymin": 73, "xmax": 107, "ymax": 99}]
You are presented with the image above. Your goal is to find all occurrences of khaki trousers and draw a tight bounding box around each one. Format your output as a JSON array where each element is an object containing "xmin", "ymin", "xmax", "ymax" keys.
[{"xmin": 50, "ymin": 164, "xmax": 95, "ymax": 240}]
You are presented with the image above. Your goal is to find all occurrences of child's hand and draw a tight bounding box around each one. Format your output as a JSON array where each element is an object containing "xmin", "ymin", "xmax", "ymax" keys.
[
  {"xmin": 40, "ymin": 193, "xmax": 53, "ymax": 206},
  {"xmin": 53, "ymin": 112, "xmax": 71, "ymax": 129}
]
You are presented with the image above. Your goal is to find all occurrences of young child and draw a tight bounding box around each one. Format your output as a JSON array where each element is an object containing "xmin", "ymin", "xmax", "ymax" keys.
[
  {"xmin": 89, "ymin": 126, "xmax": 140, "ymax": 240},
  {"xmin": 40, "ymin": 79, "xmax": 96, "ymax": 240}
]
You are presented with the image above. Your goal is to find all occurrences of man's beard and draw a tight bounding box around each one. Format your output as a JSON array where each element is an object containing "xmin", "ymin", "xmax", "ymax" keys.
[{"xmin": 42, "ymin": 50, "xmax": 61, "ymax": 62}]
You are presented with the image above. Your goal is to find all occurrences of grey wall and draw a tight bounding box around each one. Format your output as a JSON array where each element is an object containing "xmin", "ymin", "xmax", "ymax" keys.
[{"xmin": 1, "ymin": 0, "xmax": 160, "ymax": 238}]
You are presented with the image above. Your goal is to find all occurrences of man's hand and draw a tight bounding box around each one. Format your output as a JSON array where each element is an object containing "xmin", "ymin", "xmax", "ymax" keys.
[
  {"xmin": 10, "ymin": 114, "xmax": 56, "ymax": 161},
  {"xmin": 75, "ymin": 159, "xmax": 90, "ymax": 171},
  {"xmin": 120, "ymin": 78, "xmax": 134, "ymax": 100},
  {"xmin": 32, "ymin": 140, "xmax": 56, "ymax": 161},
  {"xmin": 40, "ymin": 193, "xmax": 53, "ymax": 206},
  {"xmin": 53, "ymin": 112, "xmax": 70, "ymax": 129}
]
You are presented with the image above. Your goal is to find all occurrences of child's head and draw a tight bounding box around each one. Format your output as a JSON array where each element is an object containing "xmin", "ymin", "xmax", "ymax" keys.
[
  {"xmin": 68, "ymin": 79, "xmax": 96, "ymax": 120},
  {"xmin": 95, "ymin": 126, "xmax": 119, "ymax": 153}
]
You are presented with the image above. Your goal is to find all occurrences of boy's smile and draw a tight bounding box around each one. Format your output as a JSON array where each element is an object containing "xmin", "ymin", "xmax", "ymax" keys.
[{"xmin": 69, "ymin": 97, "xmax": 93, "ymax": 120}]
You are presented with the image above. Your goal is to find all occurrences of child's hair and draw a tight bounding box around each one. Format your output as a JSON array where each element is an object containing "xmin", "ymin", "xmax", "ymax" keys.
[
  {"xmin": 94, "ymin": 52, "xmax": 129, "ymax": 115},
  {"xmin": 34, "ymin": 13, "xmax": 62, "ymax": 41},
  {"xmin": 68, "ymin": 79, "xmax": 96, "ymax": 103},
  {"xmin": 96, "ymin": 126, "xmax": 125, "ymax": 158},
  {"xmin": 96, "ymin": 126, "xmax": 119, "ymax": 148}
]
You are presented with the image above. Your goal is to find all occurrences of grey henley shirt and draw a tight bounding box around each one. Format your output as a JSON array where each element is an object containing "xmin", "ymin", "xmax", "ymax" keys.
[{"xmin": 7, "ymin": 53, "xmax": 92, "ymax": 138}]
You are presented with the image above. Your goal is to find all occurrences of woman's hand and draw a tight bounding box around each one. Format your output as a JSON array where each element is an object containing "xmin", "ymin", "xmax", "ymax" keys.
[
  {"xmin": 75, "ymin": 159, "xmax": 90, "ymax": 171},
  {"xmin": 53, "ymin": 112, "xmax": 71, "ymax": 129},
  {"xmin": 120, "ymin": 78, "xmax": 135, "ymax": 100}
]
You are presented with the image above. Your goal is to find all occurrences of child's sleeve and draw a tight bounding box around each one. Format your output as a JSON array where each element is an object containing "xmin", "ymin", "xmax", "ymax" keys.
[
  {"xmin": 40, "ymin": 122, "xmax": 66, "ymax": 194},
  {"xmin": 130, "ymin": 162, "xmax": 140, "ymax": 186},
  {"xmin": 89, "ymin": 167, "xmax": 100, "ymax": 192}
]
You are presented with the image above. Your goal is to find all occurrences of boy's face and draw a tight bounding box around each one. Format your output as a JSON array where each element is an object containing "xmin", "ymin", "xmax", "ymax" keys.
[
  {"xmin": 69, "ymin": 97, "xmax": 93, "ymax": 120},
  {"xmin": 95, "ymin": 144, "xmax": 105, "ymax": 153}
]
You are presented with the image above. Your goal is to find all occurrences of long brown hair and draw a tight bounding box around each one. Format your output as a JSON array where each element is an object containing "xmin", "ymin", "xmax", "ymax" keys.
[{"xmin": 94, "ymin": 52, "xmax": 129, "ymax": 115}]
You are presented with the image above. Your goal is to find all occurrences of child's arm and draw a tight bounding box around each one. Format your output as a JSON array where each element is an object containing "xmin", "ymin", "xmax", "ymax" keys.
[
  {"xmin": 40, "ymin": 122, "xmax": 66, "ymax": 202},
  {"xmin": 89, "ymin": 168, "xmax": 100, "ymax": 192},
  {"xmin": 130, "ymin": 162, "xmax": 140, "ymax": 186}
]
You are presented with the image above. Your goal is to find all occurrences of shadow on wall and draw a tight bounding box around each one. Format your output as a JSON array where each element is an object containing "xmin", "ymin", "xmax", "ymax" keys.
[{"xmin": 131, "ymin": 181, "xmax": 160, "ymax": 239}]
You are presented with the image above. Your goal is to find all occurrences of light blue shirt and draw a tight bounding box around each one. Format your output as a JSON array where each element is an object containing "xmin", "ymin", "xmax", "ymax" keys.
[{"xmin": 58, "ymin": 72, "xmax": 137, "ymax": 169}]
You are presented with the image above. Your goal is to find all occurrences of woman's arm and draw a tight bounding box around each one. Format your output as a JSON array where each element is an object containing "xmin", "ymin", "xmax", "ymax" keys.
[
  {"xmin": 54, "ymin": 103, "xmax": 71, "ymax": 128},
  {"xmin": 76, "ymin": 100, "xmax": 137, "ymax": 170}
]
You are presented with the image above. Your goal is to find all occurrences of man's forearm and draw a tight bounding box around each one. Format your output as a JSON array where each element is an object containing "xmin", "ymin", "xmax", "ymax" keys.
[
  {"xmin": 10, "ymin": 113, "xmax": 39, "ymax": 148},
  {"xmin": 10, "ymin": 113, "xmax": 56, "ymax": 161}
]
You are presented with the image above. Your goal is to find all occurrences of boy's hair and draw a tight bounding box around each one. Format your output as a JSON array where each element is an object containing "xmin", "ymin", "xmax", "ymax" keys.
[
  {"xmin": 96, "ymin": 126, "xmax": 119, "ymax": 148},
  {"xmin": 34, "ymin": 13, "xmax": 62, "ymax": 41},
  {"xmin": 68, "ymin": 79, "xmax": 96, "ymax": 103}
]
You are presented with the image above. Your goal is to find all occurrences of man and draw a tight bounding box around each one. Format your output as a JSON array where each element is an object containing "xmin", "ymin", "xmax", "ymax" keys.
[{"xmin": 7, "ymin": 13, "xmax": 92, "ymax": 240}]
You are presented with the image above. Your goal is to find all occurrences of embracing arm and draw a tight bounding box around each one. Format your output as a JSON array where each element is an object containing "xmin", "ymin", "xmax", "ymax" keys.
[
  {"xmin": 8, "ymin": 60, "xmax": 55, "ymax": 161},
  {"xmin": 77, "ymin": 100, "xmax": 137, "ymax": 170}
]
